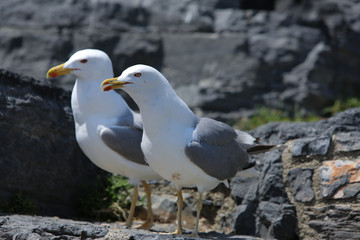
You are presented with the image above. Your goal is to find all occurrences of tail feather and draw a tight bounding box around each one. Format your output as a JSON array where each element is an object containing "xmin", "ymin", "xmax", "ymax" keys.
[{"xmin": 246, "ymin": 144, "xmax": 287, "ymax": 155}]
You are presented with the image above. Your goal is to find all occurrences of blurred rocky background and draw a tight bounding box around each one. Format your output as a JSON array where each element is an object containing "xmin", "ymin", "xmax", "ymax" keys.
[
  {"xmin": 2, "ymin": 0, "xmax": 360, "ymax": 120},
  {"xmin": 1, "ymin": 0, "xmax": 360, "ymax": 239}
]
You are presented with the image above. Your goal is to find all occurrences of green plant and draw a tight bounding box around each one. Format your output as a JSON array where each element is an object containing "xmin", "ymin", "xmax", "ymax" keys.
[
  {"xmin": 1, "ymin": 192, "xmax": 37, "ymax": 215},
  {"xmin": 77, "ymin": 174, "xmax": 134, "ymax": 222},
  {"xmin": 234, "ymin": 107, "xmax": 319, "ymax": 131},
  {"xmin": 323, "ymin": 97, "xmax": 360, "ymax": 116}
]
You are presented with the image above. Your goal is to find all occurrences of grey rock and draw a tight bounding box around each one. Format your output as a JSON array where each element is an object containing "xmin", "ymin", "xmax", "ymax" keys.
[
  {"xmin": 0, "ymin": 214, "xmax": 107, "ymax": 239},
  {"xmin": 231, "ymin": 203, "xmax": 257, "ymax": 236},
  {"xmin": 287, "ymin": 168, "xmax": 315, "ymax": 202},
  {"xmin": 237, "ymin": 108, "xmax": 360, "ymax": 239},
  {"xmin": 231, "ymin": 169, "xmax": 260, "ymax": 205},
  {"xmin": 268, "ymin": 212, "xmax": 298, "ymax": 240},
  {"xmin": 0, "ymin": 69, "xmax": 104, "ymax": 217},
  {"xmin": 319, "ymin": 159, "xmax": 360, "ymax": 199},
  {"xmin": 257, "ymin": 202, "xmax": 297, "ymax": 240},
  {"xmin": 258, "ymin": 151, "xmax": 288, "ymax": 203},
  {"xmin": 304, "ymin": 205, "xmax": 360, "ymax": 240},
  {"xmin": 320, "ymin": 170, "xmax": 349, "ymax": 199},
  {"xmin": 2, "ymin": 0, "xmax": 360, "ymax": 120},
  {"xmin": 333, "ymin": 132, "xmax": 360, "ymax": 152},
  {"xmin": 281, "ymin": 42, "xmax": 335, "ymax": 112},
  {"xmin": 292, "ymin": 136, "xmax": 331, "ymax": 157},
  {"xmin": 250, "ymin": 108, "xmax": 360, "ymax": 144},
  {"xmin": 341, "ymin": 183, "xmax": 360, "ymax": 199}
]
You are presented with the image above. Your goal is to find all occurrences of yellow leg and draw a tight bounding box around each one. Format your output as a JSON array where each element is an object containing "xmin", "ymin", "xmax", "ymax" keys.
[
  {"xmin": 192, "ymin": 192, "xmax": 203, "ymax": 237},
  {"xmin": 159, "ymin": 189, "xmax": 183, "ymax": 235},
  {"xmin": 135, "ymin": 181, "xmax": 153, "ymax": 230},
  {"xmin": 173, "ymin": 189, "xmax": 183, "ymax": 234},
  {"xmin": 125, "ymin": 185, "xmax": 139, "ymax": 228}
]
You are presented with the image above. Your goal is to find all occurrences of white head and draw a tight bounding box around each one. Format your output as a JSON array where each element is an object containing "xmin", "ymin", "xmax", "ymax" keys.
[
  {"xmin": 47, "ymin": 49, "xmax": 113, "ymax": 81},
  {"xmin": 101, "ymin": 64, "xmax": 170, "ymax": 97}
]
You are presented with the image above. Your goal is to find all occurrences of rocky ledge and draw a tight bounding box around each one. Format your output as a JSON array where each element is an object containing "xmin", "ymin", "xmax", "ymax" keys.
[{"xmin": 0, "ymin": 214, "xmax": 261, "ymax": 240}]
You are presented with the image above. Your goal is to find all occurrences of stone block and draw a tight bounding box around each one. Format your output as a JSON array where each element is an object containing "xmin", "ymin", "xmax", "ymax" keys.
[
  {"xmin": 304, "ymin": 205, "xmax": 360, "ymax": 240},
  {"xmin": 319, "ymin": 160, "xmax": 360, "ymax": 199},
  {"xmin": 287, "ymin": 168, "xmax": 314, "ymax": 202},
  {"xmin": 333, "ymin": 132, "xmax": 360, "ymax": 153},
  {"xmin": 292, "ymin": 136, "xmax": 331, "ymax": 157}
]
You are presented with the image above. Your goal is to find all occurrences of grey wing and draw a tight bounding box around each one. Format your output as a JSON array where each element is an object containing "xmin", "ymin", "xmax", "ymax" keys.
[
  {"xmin": 99, "ymin": 126, "xmax": 147, "ymax": 165},
  {"xmin": 185, "ymin": 118, "xmax": 250, "ymax": 180},
  {"xmin": 234, "ymin": 129, "xmax": 287, "ymax": 154}
]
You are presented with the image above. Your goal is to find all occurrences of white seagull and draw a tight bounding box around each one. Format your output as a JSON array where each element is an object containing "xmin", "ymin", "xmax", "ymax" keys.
[
  {"xmin": 46, "ymin": 50, "xmax": 161, "ymax": 229},
  {"xmin": 101, "ymin": 64, "xmax": 286, "ymax": 236}
]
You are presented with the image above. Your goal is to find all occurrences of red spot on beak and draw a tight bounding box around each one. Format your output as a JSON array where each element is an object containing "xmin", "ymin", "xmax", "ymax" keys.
[
  {"xmin": 103, "ymin": 86, "xmax": 113, "ymax": 91},
  {"xmin": 50, "ymin": 73, "xmax": 58, "ymax": 78}
]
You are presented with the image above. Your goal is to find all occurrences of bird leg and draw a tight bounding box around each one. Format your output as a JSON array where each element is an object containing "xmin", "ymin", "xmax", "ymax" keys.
[
  {"xmin": 172, "ymin": 189, "xmax": 183, "ymax": 234},
  {"xmin": 135, "ymin": 181, "xmax": 153, "ymax": 230},
  {"xmin": 125, "ymin": 185, "xmax": 139, "ymax": 228},
  {"xmin": 192, "ymin": 192, "xmax": 203, "ymax": 237}
]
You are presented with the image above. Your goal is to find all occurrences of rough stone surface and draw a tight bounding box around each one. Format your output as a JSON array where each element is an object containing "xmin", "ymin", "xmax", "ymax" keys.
[
  {"xmin": 304, "ymin": 205, "xmax": 360, "ymax": 240},
  {"xmin": 0, "ymin": 69, "xmax": 104, "ymax": 217},
  {"xmin": 319, "ymin": 160, "xmax": 360, "ymax": 199},
  {"xmin": 292, "ymin": 136, "xmax": 331, "ymax": 157},
  {"xmin": 0, "ymin": 214, "xmax": 107, "ymax": 240},
  {"xmin": 231, "ymin": 169, "xmax": 260, "ymax": 205},
  {"xmin": 231, "ymin": 150, "xmax": 298, "ymax": 239},
  {"xmin": 0, "ymin": 214, "xmax": 263, "ymax": 240},
  {"xmin": 236, "ymin": 108, "xmax": 360, "ymax": 240},
  {"xmin": 1, "ymin": 0, "xmax": 360, "ymax": 120},
  {"xmin": 287, "ymin": 168, "xmax": 314, "ymax": 203},
  {"xmin": 333, "ymin": 132, "xmax": 360, "ymax": 152},
  {"xmin": 280, "ymin": 108, "xmax": 360, "ymax": 239}
]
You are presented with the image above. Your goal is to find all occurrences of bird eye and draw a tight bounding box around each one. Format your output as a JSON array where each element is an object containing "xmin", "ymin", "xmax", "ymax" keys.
[
  {"xmin": 134, "ymin": 73, "xmax": 142, "ymax": 78},
  {"xmin": 80, "ymin": 59, "xmax": 88, "ymax": 64}
]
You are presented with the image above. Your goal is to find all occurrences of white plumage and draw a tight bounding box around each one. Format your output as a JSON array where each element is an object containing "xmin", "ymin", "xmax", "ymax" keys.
[{"xmin": 47, "ymin": 50, "xmax": 160, "ymax": 229}]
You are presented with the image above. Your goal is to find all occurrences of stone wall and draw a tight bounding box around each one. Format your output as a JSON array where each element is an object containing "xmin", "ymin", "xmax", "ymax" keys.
[
  {"xmin": 230, "ymin": 108, "xmax": 360, "ymax": 239},
  {"xmin": 282, "ymin": 124, "xmax": 360, "ymax": 239}
]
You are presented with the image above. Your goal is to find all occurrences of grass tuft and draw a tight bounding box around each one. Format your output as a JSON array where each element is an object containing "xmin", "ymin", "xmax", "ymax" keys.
[
  {"xmin": 1, "ymin": 192, "xmax": 37, "ymax": 215},
  {"xmin": 234, "ymin": 107, "xmax": 319, "ymax": 130},
  {"xmin": 77, "ymin": 174, "xmax": 134, "ymax": 222}
]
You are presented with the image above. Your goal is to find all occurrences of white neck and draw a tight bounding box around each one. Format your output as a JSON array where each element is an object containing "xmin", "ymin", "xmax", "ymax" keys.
[
  {"xmin": 132, "ymin": 85, "xmax": 196, "ymax": 137},
  {"xmin": 71, "ymin": 77, "xmax": 130, "ymax": 123}
]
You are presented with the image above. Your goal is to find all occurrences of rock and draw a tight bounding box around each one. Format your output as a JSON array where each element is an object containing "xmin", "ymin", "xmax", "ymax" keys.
[
  {"xmin": 231, "ymin": 202, "xmax": 257, "ymax": 236},
  {"xmin": 2, "ymin": 0, "xmax": 360, "ymax": 121},
  {"xmin": 0, "ymin": 69, "xmax": 104, "ymax": 217},
  {"xmin": 0, "ymin": 213, "xmax": 263, "ymax": 240},
  {"xmin": 304, "ymin": 205, "xmax": 360, "ymax": 240},
  {"xmin": 151, "ymin": 194, "xmax": 178, "ymax": 223},
  {"xmin": 291, "ymin": 136, "xmax": 331, "ymax": 157},
  {"xmin": 257, "ymin": 152, "xmax": 288, "ymax": 203},
  {"xmin": 287, "ymin": 168, "xmax": 315, "ymax": 202},
  {"xmin": 268, "ymin": 211, "xmax": 298, "ymax": 240},
  {"xmin": 281, "ymin": 42, "xmax": 335, "ymax": 113},
  {"xmin": 0, "ymin": 214, "xmax": 107, "ymax": 239},
  {"xmin": 151, "ymin": 193, "xmax": 196, "ymax": 229},
  {"xmin": 333, "ymin": 132, "xmax": 360, "ymax": 152},
  {"xmin": 319, "ymin": 160, "xmax": 360, "ymax": 199},
  {"xmin": 280, "ymin": 108, "xmax": 360, "ymax": 239},
  {"xmin": 232, "ymin": 150, "xmax": 297, "ymax": 239},
  {"xmin": 233, "ymin": 108, "xmax": 360, "ymax": 239},
  {"xmin": 231, "ymin": 169, "xmax": 260, "ymax": 205}
]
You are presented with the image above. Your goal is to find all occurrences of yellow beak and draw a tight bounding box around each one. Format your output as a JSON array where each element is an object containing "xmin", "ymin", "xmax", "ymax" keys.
[
  {"xmin": 101, "ymin": 77, "xmax": 132, "ymax": 91},
  {"xmin": 46, "ymin": 63, "xmax": 78, "ymax": 78}
]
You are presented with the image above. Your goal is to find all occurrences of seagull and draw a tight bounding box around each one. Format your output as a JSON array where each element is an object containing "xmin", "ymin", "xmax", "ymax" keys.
[
  {"xmin": 46, "ymin": 50, "xmax": 161, "ymax": 229},
  {"xmin": 101, "ymin": 64, "xmax": 286, "ymax": 235}
]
